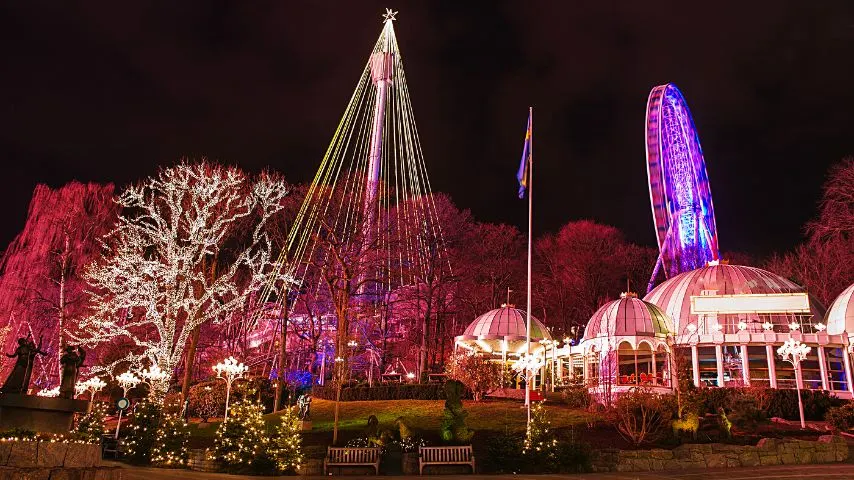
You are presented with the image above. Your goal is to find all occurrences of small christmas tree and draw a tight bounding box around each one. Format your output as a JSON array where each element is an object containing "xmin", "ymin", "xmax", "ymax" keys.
[
  {"xmin": 125, "ymin": 400, "xmax": 162, "ymax": 464},
  {"xmin": 213, "ymin": 398, "xmax": 270, "ymax": 471},
  {"xmin": 72, "ymin": 402, "xmax": 107, "ymax": 443},
  {"xmin": 271, "ymin": 406, "xmax": 303, "ymax": 474},
  {"xmin": 523, "ymin": 402, "xmax": 558, "ymax": 462},
  {"xmin": 151, "ymin": 400, "xmax": 190, "ymax": 467}
]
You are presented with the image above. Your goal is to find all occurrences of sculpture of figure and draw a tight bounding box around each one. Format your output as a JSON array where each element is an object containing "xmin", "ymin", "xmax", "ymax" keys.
[
  {"xmin": 297, "ymin": 393, "xmax": 312, "ymax": 420},
  {"xmin": 1, "ymin": 336, "xmax": 46, "ymax": 394},
  {"xmin": 59, "ymin": 345, "xmax": 86, "ymax": 399}
]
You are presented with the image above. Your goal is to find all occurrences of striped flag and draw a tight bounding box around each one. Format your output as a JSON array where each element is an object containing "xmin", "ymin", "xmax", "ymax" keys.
[{"xmin": 517, "ymin": 111, "xmax": 532, "ymax": 199}]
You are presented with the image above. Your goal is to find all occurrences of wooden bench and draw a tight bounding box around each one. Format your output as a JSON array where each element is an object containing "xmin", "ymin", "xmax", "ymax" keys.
[
  {"xmin": 419, "ymin": 446, "xmax": 475, "ymax": 474},
  {"xmin": 324, "ymin": 447, "xmax": 381, "ymax": 475}
]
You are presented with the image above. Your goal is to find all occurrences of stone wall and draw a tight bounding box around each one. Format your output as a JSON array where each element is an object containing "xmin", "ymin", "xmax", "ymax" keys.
[
  {"xmin": 0, "ymin": 440, "xmax": 122, "ymax": 479},
  {"xmin": 591, "ymin": 435, "xmax": 848, "ymax": 473}
]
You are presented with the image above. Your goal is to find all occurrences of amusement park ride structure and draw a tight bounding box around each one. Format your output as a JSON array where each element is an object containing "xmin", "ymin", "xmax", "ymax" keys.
[{"xmin": 645, "ymin": 83, "xmax": 720, "ymax": 291}]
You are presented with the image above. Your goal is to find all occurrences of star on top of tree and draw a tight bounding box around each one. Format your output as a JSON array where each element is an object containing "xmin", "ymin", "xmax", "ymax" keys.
[{"xmin": 383, "ymin": 8, "xmax": 398, "ymax": 22}]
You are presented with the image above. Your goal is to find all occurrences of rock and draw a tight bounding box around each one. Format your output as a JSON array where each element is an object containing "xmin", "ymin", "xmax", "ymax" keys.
[
  {"xmin": 757, "ymin": 438, "xmax": 780, "ymax": 450},
  {"xmin": 7, "ymin": 441, "xmax": 38, "ymax": 467},
  {"xmin": 759, "ymin": 454, "xmax": 781, "ymax": 466},
  {"xmin": 0, "ymin": 442, "xmax": 11, "ymax": 466},
  {"xmin": 738, "ymin": 451, "xmax": 760, "ymax": 467},
  {"xmin": 780, "ymin": 453, "xmax": 797, "ymax": 464},
  {"xmin": 650, "ymin": 449, "xmax": 673, "ymax": 459},
  {"xmin": 36, "ymin": 442, "xmax": 67, "ymax": 468},
  {"xmin": 65, "ymin": 444, "xmax": 95, "ymax": 468}
]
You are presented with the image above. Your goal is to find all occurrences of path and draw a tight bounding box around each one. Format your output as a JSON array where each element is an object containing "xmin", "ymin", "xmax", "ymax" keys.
[{"xmin": 116, "ymin": 463, "xmax": 854, "ymax": 480}]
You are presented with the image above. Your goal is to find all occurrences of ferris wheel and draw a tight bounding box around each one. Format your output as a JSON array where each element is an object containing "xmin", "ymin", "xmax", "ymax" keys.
[{"xmin": 645, "ymin": 83, "xmax": 720, "ymax": 290}]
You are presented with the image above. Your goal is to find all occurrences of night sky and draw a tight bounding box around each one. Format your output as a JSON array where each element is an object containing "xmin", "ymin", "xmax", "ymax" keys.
[{"xmin": 2, "ymin": 1, "xmax": 853, "ymax": 258}]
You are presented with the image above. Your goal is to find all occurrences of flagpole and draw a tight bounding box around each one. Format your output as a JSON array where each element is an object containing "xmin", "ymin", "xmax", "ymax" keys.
[{"xmin": 525, "ymin": 106, "xmax": 533, "ymax": 427}]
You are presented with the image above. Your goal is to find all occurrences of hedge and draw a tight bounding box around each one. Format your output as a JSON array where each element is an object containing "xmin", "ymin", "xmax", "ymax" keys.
[
  {"xmin": 311, "ymin": 383, "xmax": 472, "ymax": 401},
  {"xmin": 695, "ymin": 387, "xmax": 842, "ymax": 421}
]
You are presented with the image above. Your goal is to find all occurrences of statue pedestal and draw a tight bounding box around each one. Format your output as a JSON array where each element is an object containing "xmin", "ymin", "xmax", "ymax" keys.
[
  {"xmin": 300, "ymin": 420, "xmax": 313, "ymax": 431},
  {"xmin": 0, "ymin": 394, "xmax": 89, "ymax": 433}
]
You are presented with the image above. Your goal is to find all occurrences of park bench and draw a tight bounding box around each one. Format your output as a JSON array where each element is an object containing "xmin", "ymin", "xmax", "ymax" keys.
[
  {"xmin": 418, "ymin": 445, "xmax": 475, "ymax": 474},
  {"xmin": 101, "ymin": 436, "xmax": 125, "ymax": 459},
  {"xmin": 324, "ymin": 446, "xmax": 381, "ymax": 475}
]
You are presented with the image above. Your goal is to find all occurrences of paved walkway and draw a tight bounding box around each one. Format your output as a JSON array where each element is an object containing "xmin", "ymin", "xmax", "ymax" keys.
[{"xmin": 116, "ymin": 463, "xmax": 854, "ymax": 479}]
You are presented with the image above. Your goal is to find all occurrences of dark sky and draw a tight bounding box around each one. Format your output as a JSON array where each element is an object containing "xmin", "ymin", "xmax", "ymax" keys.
[{"xmin": 2, "ymin": 1, "xmax": 853, "ymax": 258}]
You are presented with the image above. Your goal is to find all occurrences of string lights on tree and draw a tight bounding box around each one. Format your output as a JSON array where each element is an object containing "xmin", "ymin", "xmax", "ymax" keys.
[
  {"xmin": 115, "ymin": 371, "xmax": 141, "ymax": 439},
  {"xmin": 69, "ymin": 162, "xmax": 290, "ymax": 399}
]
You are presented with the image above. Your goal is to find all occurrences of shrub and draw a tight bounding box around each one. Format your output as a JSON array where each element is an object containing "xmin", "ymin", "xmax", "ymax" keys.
[
  {"xmin": 562, "ymin": 384, "xmax": 593, "ymax": 409},
  {"xmin": 727, "ymin": 392, "xmax": 765, "ymax": 429},
  {"xmin": 485, "ymin": 433, "xmax": 524, "ymax": 473},
  {"xmin": 553, "ymin": 441, "xmax": 592, "ymax": 473},
  {"xmin": 440, "ymin": 380, "xmax": 472, "ymax": 444},
  {"xmin": 671, "ymin": 412, "xmax": 700, "ymax": 440},
  {"xmin": 825, "ymin": 401, "xmax": 854, "ymax": 431},
  {"xmin": 612, "ymin": 389, "xmax": 674, "ymax": 446},
  {"xmin": 187, "ymin": 381, "xmax": 227, "ymax": 421},
  {"xmin": 767, "ymin": 389, "xmax": 839, "ymax": 421},
  {"xmin": 445, "ymin": 351, "xmax": 503, "ymax": 401}
]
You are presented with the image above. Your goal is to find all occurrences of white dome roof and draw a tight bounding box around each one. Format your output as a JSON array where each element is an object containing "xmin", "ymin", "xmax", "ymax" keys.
[
  {"xmin": 461, "ymin": 305, "xmax": 551, "ymax": 340},
  {"xmin": 826, "ymin": 283, "xmax": 854, "ymax": 336},
  {"xmin": 583, "ymin": 293, "xmax": 673, "ymax": 341}
]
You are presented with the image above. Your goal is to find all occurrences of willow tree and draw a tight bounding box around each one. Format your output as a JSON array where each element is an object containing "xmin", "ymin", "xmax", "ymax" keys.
[{"xmin": 74, "ymin": 161, "xmax": 289, "ymax": 397}]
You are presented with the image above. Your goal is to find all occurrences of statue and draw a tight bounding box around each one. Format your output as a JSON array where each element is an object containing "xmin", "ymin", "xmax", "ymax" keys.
[
  {"xmin": 1, "ymin": 337, "xmax": 47, "ymax": 394},
  {"xmin": 59, "ymin": 345, "xmax": 86, "ymax": 399},
  {"xmin": 297, "ymin": 393, "xmax": 312, "ymax": 420}
]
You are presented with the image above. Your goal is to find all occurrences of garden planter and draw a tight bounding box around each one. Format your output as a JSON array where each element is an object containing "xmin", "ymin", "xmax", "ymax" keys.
[{"xmin": 401, "ymin": 452, "xmax": 419, "ymax": 475}]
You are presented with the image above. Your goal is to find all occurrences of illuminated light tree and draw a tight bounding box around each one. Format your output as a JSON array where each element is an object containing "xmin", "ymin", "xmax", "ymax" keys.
[
  {"xmin": 71, "ymin": 401, "xmax": 107, "ymax": 443},
  {"xmin": 151, "ymin": 400, "xmax": 190, "ymax": 467},
  {"xmin": 212, "ymin": 398, "xmax": 270, "ymax": 471},
  {"xmin": 72, "ymin": 161, "xmax": 289, "ymax": 398},
  {"xmin": 522, "ymin": 402, "xmax": 558, "ymax": 461},
  {"xmin": 271, "ymin": 406, "xmax": 304, "ymax": 474}
]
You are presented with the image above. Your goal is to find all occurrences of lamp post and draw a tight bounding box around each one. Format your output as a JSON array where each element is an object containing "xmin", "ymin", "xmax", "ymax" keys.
[
  {"xmin": 114, "ymin": 371, "xmax": 141, "ymax": 439},
  {"xmin": 79, "ymin": 377, "xmax": 107, "ymax": 412},
  {"xmin": 139, "ymin": 364, "xmax": 171, "ymax": 399},
  {"xmin": 347, "ymin": 340, "xmax": 358, "ymax": 384},
  {"xmin": 777, "ymin": 338, "xmax": 811, "ymax": 429},
  {"xmin": 512, "ymin": 353, "xmax": 544, "ymax": 425},
  {"xmin": 213, "ymin": 356, "xmax": 248, "ymax": 422}
]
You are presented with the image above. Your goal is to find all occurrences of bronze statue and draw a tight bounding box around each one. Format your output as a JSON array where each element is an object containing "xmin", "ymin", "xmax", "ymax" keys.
[
  {"xmin": 1, "ymin": 336, "xmax": 47, "ymax": 394},
  {"xmin": 59, "ymin": 345, "xmax": 86, "ymax": 399}
]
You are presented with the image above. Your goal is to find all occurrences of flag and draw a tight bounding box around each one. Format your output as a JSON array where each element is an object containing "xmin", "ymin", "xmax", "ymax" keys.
[{"xmin": 517, "ymin": 111, "xmax": 532, "ymax": 199}]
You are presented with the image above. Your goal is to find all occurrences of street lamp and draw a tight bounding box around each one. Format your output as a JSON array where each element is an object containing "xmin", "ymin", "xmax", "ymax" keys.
[
  {"xmin": 347, "ymin": 340, "xmax": 358, "ymax": 384},
  {"xmin": 213, "ymin": 356, "xmax": 248, "ymax": 422},
  {"xmin": 139, "ymin": 364, "xmax": 171, "ymax": 397},
  {"xmin": 512, "ymin": 353, "xmax": 545, "ymax": 424},
  {"xmin": 114, "ymin": 371, "xmax": 141, "ymax": 439},
  {"xmin": 78, "ymin": 377, "xmax": 106, "ymax": 412},
  {"xmin": 777, "ymin": 338, "xmax": 811, "ymax": 429}
]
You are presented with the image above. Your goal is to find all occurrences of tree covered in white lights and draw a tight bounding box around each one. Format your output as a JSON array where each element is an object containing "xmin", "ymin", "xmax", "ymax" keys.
[{"xmin": 73, "ymin": 161, "xmax": 289, "ymax": 397}]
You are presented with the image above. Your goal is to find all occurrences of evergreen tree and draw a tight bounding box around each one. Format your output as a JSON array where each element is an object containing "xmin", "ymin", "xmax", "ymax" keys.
[
  {"xmin": 523, "ymin": 402, "xmax": 558, "ymax": 462},
  {"xmin": 151, "ymin": 401, "xmax": 190, "ymax": 467},
  {"xmin": 213, "ymin": 399, "xmax": 270, "ymax": 471},
  {"xmin": 271, "ymin": 406, "xmax": 303, "ymax": 474},
  {"xmin": 125, "ymin": 400, "xmax": 162, "ymax": 464}
]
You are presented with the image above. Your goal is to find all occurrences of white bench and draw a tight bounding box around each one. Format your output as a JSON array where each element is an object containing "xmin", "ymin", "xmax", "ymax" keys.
[
  {"xmin": 324, "ymin": 447, "xmax": 381, "ymax": 475},
  {"xmin": 419, "ymin": 446, "xmax": 475, "ymax": 474}
]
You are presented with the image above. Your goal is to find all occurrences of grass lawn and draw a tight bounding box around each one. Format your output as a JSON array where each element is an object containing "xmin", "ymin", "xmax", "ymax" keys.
[{"xmin": 191, "ymin": 398, "xmax": 591, "ymax": 440}]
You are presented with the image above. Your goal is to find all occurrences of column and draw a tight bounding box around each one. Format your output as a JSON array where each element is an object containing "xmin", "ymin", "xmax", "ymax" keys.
[
  {"xmin": 501, "ymin": 347, "xmax": 508, "ymax": 389},
  {"xmin": 766, "ymin": 344, "xmax": 778, "ymax": 388},
  {"xmin": 843, "ymin": 348, "xmax": 854, "ymax": 395},
  {"xmin": 817, "ymin": 346, "xmax": 829, "ymax": 391},
  {"xmin": 652, "ymin": 352, "xmax": 658, "ymax": 385},
  {"xmin": 795, "ymin": 361, "xmax": 804, "ymax": 390},
  {"xmin": 715, "ymin": 344, "xmax": 725, "ymax": 387},
  {"xmin": 691, "ymin": 345, "xmax": 700, "ymax": 388},
  {"xmin": 740, "ymin": 344, "xmax": 750, "ymax": 386}
]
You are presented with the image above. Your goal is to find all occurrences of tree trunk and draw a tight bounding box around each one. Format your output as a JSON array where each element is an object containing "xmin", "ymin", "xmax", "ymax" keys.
[
  {"xmin": 181, "ymin": 325, "xmax": 201, "ymax": 401},
  {"xmin": 274, "ymin": 298, "xmax": 289, "ymax": 411}
]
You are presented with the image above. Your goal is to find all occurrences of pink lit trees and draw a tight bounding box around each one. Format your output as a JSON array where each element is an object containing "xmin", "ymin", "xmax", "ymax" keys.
[{"xmin": 72, "ymin": 161, "xmax": 290, "ymax": 398}]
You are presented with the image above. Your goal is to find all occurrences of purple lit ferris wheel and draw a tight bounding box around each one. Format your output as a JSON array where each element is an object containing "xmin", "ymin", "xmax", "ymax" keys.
[{"xmin": 645, "ymin": 83, "xmax": 720, "ymax": 290}]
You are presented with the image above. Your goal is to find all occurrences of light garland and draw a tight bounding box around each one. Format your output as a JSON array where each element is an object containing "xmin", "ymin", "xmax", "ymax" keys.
[
  {"xmin": 151, "ymin": 402, "xmax": 190, "ymax": 467},
  {"xmin": 213, "ymin": 399, "xmax": 270, "ymax": 468}
]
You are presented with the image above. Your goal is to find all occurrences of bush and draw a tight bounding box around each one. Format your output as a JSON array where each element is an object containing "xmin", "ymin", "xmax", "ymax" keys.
[
  {"xmin": 187, "ymin": 381, "xmax": 227, "ymax": 421},
  {"xmin": 825, "ymin": 401, "xmax": 854, "ymax": 431},
  {"xmin": 213, "ymin": 399, "xmax": 274, "ymax": 473},
  {"xmin": 485, "ymin": 433, "xmax": 524, "ymax": 473},
  {"xmin": 72, "ymin": 403, "xmax": 107, "ymax": 443},
  {"xmin": 612, "ymin": 389, "xmax": 674, "ymax": 446},
  {"xmin": 562, "ymin": 384, "xmax": 593, "ymax": 409},
  {"xmin": 445, "ymin": 351, "xmax": 503, "ymax": 401},
  {"xmin": 151, "ymin": 400, "xmax": 190, "ymax": 467},
  {"xmin": 553, "ymin": 441, "xmax": 592, "ymax": 473},
  {"xmin": 312, "ymin": 383, "xmax": 468, "ymax": 401},
  {"xmin": 693, "ymin": 387, "xmax": 840, "ymax": 421},
  {"xmin": 125, "ymin": 400, "xmax": 162, "ymax": 464}
]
